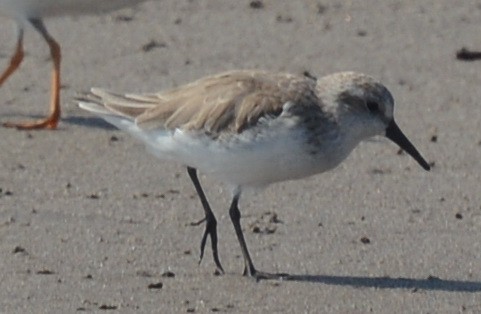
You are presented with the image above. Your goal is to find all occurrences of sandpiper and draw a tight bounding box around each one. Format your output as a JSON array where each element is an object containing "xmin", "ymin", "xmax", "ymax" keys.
[{"xmin": 78, "ymin": 70, "xmax": 430, "ymax": 280}]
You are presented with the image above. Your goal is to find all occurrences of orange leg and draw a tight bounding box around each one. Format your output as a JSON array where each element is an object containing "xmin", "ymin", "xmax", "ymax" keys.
[
  {"xmin": 0, "ymin": 28, "xmax": 24, "ymax": 86},
  {"xmin": 3, "ymin": 19, "xmax": 61, "ymax": 130}
]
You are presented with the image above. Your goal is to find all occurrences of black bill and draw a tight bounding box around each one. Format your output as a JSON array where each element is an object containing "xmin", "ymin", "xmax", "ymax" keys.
[{"xmin": 385, "ymin": 120, "xmax": 431, "ymax": 171}]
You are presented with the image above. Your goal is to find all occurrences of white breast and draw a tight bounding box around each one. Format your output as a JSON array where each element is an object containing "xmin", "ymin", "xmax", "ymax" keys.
[{"xmin": 145, "ymin": 118, "xmax": 352, "ymax": 188}]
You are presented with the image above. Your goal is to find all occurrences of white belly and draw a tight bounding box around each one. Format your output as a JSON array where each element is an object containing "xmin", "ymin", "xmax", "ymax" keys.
[{"xmin": 144, "ymin": 121, "xmax": 353, "ymax": 188}]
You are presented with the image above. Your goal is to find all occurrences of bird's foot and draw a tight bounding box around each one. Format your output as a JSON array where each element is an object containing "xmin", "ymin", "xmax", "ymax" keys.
[
  {"xmin": 243, "ymin": 265, "xmax": 290, "ymax": 281},
  {"xmin": 3, "ymin": 115, "xmax": 59, "ymax": 130},
  {"xmin": 198, "ymin": 216, "xmax": 224, "ymax": 274}
]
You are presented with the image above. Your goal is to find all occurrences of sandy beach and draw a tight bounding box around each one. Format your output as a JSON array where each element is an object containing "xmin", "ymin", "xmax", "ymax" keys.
[{"xmin": 1, "ymin": 1, "xmax": 481, "ymax": 312}]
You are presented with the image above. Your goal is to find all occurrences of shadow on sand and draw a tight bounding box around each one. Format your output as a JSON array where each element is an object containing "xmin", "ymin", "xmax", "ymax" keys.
[
  {"xmin": 63, "ymin": 116, "xmax": 117, "ymax": 130},
  {"xmin": 282, "ymin": 274, "xmax": 481, "ymax": 292}
]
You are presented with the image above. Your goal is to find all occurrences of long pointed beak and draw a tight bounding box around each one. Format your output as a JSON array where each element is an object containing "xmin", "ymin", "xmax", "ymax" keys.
[{"xmin": 385, "ymin": 120, "xmax": 431, "ymax": 171}]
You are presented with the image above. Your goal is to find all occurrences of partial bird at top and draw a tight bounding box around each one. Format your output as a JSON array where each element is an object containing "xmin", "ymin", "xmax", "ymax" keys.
[{"xmin": 0, "ymin": 0, "xmax": 149, "ymax": 129}]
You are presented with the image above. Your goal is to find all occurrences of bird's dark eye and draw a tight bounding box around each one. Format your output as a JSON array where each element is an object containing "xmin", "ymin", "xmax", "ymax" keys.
[{"xmin": 366, "ymin": 101, "xmax": 379, "ymax": 113}]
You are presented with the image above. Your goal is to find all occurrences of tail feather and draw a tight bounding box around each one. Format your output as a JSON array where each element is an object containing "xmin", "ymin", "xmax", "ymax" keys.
[
  {"xmin": 77, "ymin": 88, "xmax": 173, "ymax": 149},
  {"xmin": 78, "ymin": 100, "xmax": 114, "ymax": 117},
  {"xmin": 77, "ymin": 89, "xmax": 141, "ymax": 132},
  {"xmin": 88, "ymin": 88, "xmax": 156, "ymax": 119}
]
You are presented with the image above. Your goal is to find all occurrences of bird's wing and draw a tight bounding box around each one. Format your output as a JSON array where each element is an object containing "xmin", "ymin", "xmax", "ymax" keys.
[{"xmin": 89, "ymin": 70, "xmax": 321, "ymax": 135}]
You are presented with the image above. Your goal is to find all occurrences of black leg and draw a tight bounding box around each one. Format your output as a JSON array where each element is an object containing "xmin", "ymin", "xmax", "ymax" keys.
[
  {"xmin": 228, "ymin": 192, "xmax": 256, "ymax": 276},
  {"xmin": 187, "ymin": 167, "xmax": 224, "ymax": 274},
  {"xmin": 229, "ymin": 191, "xmax": 290, "ymax": 281}
]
